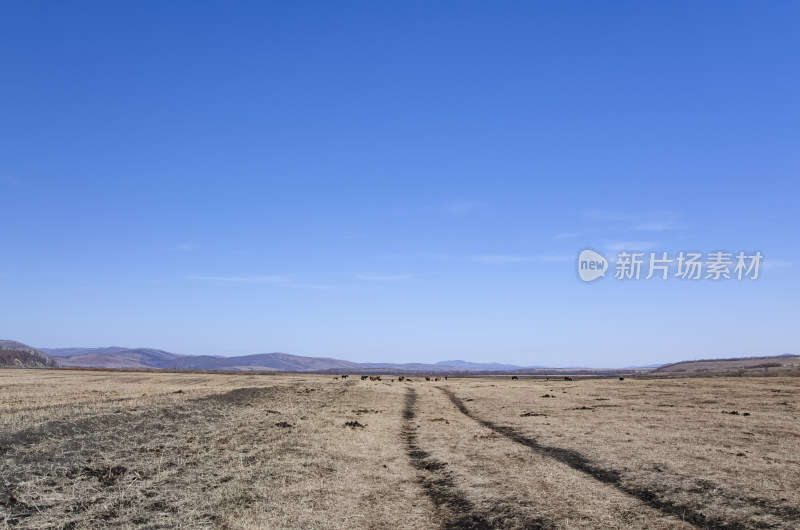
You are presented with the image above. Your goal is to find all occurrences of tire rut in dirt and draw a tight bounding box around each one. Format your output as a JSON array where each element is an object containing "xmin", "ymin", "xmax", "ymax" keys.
[
  {"xmin": 438, "ymin": 387, "xmax": 797, "ymax": 530},
  {"xmin": 402, "ymin": 388, "xmax": 550, "ymax": 530}
]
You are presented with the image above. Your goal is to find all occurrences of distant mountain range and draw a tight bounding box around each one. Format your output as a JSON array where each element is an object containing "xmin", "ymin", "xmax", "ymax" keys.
[
  {"xmin": 38, "ymin": 345, "xmax": 538, "ymax": 373},
  {"xmin": 3, "ymin": 340, "xmax": 795, "ymax": 375},
  {"xmin": 435, "ymin": 360, "xmax": 547, "ymax": 370}
]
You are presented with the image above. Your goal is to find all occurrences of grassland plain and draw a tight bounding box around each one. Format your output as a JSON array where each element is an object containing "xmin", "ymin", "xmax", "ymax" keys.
[{"xmin": 1, "ymin": 370, "xmax": 798, "ymax": 529}]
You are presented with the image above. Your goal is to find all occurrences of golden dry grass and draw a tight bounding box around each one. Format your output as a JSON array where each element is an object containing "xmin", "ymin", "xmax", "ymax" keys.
[{"xmin": 1, "ymin": 370, "xmax": 798, "ymax": 529}]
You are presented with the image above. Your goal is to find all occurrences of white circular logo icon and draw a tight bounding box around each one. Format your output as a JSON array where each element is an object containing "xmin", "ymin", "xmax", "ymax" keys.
[{"xmin": 577, "ymin": 249, "xmax": 608, "ymax": 282}]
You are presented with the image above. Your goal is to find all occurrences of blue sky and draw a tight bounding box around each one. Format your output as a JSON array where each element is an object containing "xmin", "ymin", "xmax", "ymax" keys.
[{"xmin": 1, "ymin": 2, "xmax": 798, "ymax": 366}]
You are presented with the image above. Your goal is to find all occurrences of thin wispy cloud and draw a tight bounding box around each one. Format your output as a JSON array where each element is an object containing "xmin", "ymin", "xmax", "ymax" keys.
[
  {"xmin": 354, "ymin": 273, "xmax": 416, "ymax": 282},
  {"xmin": 337, "ymin": 232, "xmax": 367, "ymax": 240},
  {"xmin": 553, "ymin": 232, "xmax": 580, "ymax": 239},
  {"xmin": 187, "ymin": 275, "xmax": 292, "ymax": 284},
  {"xmin": 142, "ymin": 278, "xmax": 170, "ymax": 285},
  {"xmin": 314, "ymin": 226, "xmax": 368, "ymax": 241},
  {"xmin": 761, "ymin": 259, "xmax": 793, "ymax": 270},
  {"xmin": 186, "ymin": 274, "xmax": 337, "ymax": 289},
  {"xmin": 378, "ymin": 252, "xmax": 571, "ymax": 264},
  {"xmin": 584, "ymin": 210, "xmax": 682, "ymax": 232},
  {"xmin": 634, "ymin": 221, "xmax": 672, "ymax": 231},
  {"xmin": 441, "ymin": 201, "xmax": 483, "ymax": 218},
  {"xmin": 469, "ymin": 253, "xmax": 571, "ymax": 264},
  {"xmin": 606, "ymin": 241, "xmax": 659, "ymax": 252},
  {"xmin": 583, "ymin": 210, "xmax": 639, "ymax": 221},
  {"xmin": 376, "ymin": 252, "xmax": 452, "ymax": 261},
  {"xmin": 634, "ymin": 218, "xmax": 681, "ymax": 231}
]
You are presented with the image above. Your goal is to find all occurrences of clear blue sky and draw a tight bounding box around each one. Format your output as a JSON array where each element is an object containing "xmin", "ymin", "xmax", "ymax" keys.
[{"xmin": 1, "ymin": 2, "xmax": 798, "ymax": 366}]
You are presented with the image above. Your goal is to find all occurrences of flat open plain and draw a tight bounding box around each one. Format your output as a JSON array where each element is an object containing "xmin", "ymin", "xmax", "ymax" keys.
[{"xmin": 1, "ymin": 370, "xmax": 798, "ymax": 529}]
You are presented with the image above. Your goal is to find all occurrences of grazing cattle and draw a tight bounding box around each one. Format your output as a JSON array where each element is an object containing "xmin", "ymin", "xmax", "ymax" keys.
[
  {"xmin": 511, "ymin": 376, "xmax": 519, "ymax": 380},
  {"xmin": 434, "ymin": 377, "xmax": 441, "ymax": 382},
  {"xmin": 564, "ymin": 376, "xmax": 573, "ymax": 381},
  {"xmin": 546, "ymin": 377, "xmax": 550, "ymax": 381},
  {"xmin": 406, "ymin": 378, "xmax": 413, "ymax": 382},
  {"xmin": 370, "ymin": 376, "xmax": 378, "ymax": 381},
  {"xmin": 444, "ymin": 376, "xmax": 448, "ymax": 380},
  {"xmin": 425, "ymin": 377, "xmax": 431, "ymax": 381},
  {"xmin": 361, "ymin": 375, "xmax": 368, "ymax": 381},
  {"xmin": 341, "ymin": 375, "xmax": 348, "ymax": 380},
  {"xmin": 619, "ymin": 377, "xmax": 625, "ymax": 381},
  {"xmin": 398, "ymin": 376, "xmax": 405, "ymax": 382},
  {"xmin": 333, "ymin": 377, "xmax": 339, "ymax": 380}
]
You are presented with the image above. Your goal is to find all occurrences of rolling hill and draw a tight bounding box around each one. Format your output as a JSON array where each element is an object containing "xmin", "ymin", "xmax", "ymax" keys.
[
  {"xmin": 35, "ymin": 345, "xmax": 532, "ymax": 373},
  {"xmin": 653, "ymin": 354, "xmax": 800, "ymax": 375},
  {"xmin": 43, "ymin": 347, "xmax": 183, "ymax": 369},
  {"xmin": 21, "ymin": 341, "xmax": 798, "ymax": 375},
  {"xmin": 0, "ymin": 340, "xmax": 58, "ymax": 368},
  {"xmin": 435, "ymin": 360, "xmax": 531, "ymax": 370}
]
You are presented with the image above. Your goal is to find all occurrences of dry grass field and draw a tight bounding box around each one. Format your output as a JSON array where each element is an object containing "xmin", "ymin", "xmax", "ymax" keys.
[{"xmin": 1, "ymin": 370, "xmax": 798, "ymax": 529}]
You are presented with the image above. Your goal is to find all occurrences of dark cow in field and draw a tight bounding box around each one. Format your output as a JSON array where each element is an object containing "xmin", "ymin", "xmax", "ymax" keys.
[
  {"xmin": 361, "ymin": 375, "xmax": 368, "ymax": 381},
  {"xmin": 444, "ymin": 376, "xmax": 448, "ymax": 380},
  {"xmin": 398, "ymin": 376, "xmax": 405, "ymax": 382},
  {"xmin": 333, "ymin": 377, "xmax": 339, "ymax": 380},
  {"xmin": 619, "ymin": 377, "xmax": 625, "ymax": 381},
  {"xmin": 341, "ymin": 375, "xmax": 348, "ymax": 380},
  {"xmin": 564, "ymin": 376, "xmax": 573, "ymax": 381},
  {"xmin": 511, "ymin": 376, "xmax": 519, "ymax": 380},
  {"xmin": 425, "ymin": 377, "xmax": 430, "ymax": 381}
]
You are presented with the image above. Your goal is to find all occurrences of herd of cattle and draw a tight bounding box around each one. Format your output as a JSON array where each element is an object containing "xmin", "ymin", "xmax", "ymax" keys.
[
  {"xmin": 331, "ymin": 375, "xmax": 579, "ymax": 382},
  {"xmin": 331, "ymin": 375, "xmax": 450, "ymax": 382}
]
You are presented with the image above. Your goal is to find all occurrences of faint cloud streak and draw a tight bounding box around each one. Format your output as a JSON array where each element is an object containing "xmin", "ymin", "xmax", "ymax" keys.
[
  {"xmin": 441, "ymin": 201, "xmax": 483, "ymax": 218},
  {"xmin": 354, "ymin": 273, "xmax": 416, "ymax": 282},
  {"xmin": 469, "ymin": 254, "xmax": 571, "ymax": 263},
  {"xmin": 186, "ymin": 274, "xmax": 337, "ymax": 289},
  {"xmin": 584, "ymin": 210, "xmax": 682, "ymax": 232},
  {"xmin": 761, "ymin": 259, "xmax": 792, "ymax": 270},
  {"xmin": 187, "ymin": 275, "xmax": 292, "ymax": 284},
  {"xmin": 634, "ymin": 220, "xmax": 680, "ymax": 231},
  {"xmin": 606, "ymin": 241, "xmax": 659, "ymax": 252}
]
